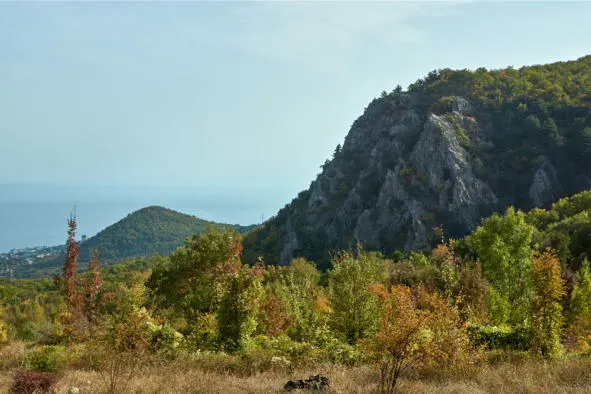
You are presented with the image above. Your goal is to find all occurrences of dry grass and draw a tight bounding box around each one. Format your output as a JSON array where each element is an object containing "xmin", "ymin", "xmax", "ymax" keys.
[{"xmin": 0, "ymin": 356, "xmax": 590, "ymax": 393}]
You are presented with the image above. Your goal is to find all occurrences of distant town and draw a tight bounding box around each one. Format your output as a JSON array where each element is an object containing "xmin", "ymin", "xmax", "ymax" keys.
[{"xmin": 0, "ymin": 243, "xmax": 71, "ymax": 277}]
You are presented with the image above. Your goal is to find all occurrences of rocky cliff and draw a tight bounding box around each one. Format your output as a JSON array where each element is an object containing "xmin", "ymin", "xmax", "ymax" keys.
[{"xmin": 243, "ymin": 56, "xmax": 591, "ymax": 269}]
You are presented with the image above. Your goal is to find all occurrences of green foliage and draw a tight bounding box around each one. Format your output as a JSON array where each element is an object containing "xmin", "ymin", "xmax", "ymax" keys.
[
  {"xmin": 569, "ymin": 260, "xmax": 591, "ymax": 322},
  {"xmin": 274, "ymin": 258, "xmax": 321, "ymax": 341},
  {"xmin": 387, "ymin": 251, "xmax": 440, "ymax": 288},
  {"xmin": 467, "ymin": 324, "xmax": 530, "ymax": 351},
  {"xmin": 148, "ymin": 322, "xmax": 183, "ymax": 354},
  {"xmin": 147, "ymin": 227, "xmax": 243, "ymax": 323},
  {"xmin": 527, "ymin": 191, "xmax": 591, "ymax": 271},
  {"xmin": 431, "ymin": 95, "xmax": 454, "ymax": 114},
  {"xmin": 328, "ymin": 250, "xmax": 386, "ymax": 344},
  {"xmin": 8, "ymin": 183, "xmax": 591, "ymax": 381},
  {"xmin": 5, "ymin": 298, "xmax": 55, "ymax": 342},
  {"xmin": 217, "ymin": 268, "xmax": 264, "ymax": 351},
  {"xmin": 467, "ymin": 207, "xmax": 535, "ymax": 324},
  {"xmin": 566, "ymin": 260, "xmax": 591, "ymax": 352},
  {"xmin": 89, "ymin": 283, "xmax": 153, "ymax": 394},
  {"xmin": 185, "ymin": 313, "xmax": 218, "ymax": 351},
  {"xmin": 28, "ymin": 345, "xmax": 67, "ymax": 373}
]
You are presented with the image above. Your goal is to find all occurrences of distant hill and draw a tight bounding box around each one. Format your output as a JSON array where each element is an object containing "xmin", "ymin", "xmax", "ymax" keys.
[{"xmin": 17, "ymin": 206, "xmax": 255, "ymax": 278}]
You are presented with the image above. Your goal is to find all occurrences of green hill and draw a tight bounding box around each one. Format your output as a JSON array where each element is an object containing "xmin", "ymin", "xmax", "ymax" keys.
[{"xmin": 17, "ymin": 206, "xmax": 255, "ymax": 278}]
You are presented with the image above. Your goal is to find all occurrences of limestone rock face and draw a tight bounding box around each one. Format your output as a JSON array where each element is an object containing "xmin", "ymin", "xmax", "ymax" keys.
[
  {"xmin": 529, "ymin": 156, "xmax": 559, "ymax": 207},
  {"xmin": 243, "ymin": 90, "xmax": 590, "ymax": 269},
  {"xmin": 272, "ymin": 96, "xmax": 498, "ymax": 264}
]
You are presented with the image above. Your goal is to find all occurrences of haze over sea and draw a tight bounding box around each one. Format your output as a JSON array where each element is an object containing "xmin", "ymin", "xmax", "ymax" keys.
[{"xmin": 0, "ymin": 183, "xmax": 280, "ymax": 253}]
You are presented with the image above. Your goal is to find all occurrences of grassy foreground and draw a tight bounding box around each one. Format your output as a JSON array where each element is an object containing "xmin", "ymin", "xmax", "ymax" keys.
[{"xmin": 1, "ymin": 349, "xmax": 590, "ymax": 393}]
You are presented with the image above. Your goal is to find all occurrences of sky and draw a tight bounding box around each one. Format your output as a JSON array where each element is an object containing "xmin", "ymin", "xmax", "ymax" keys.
[{"xmin": 1, "ymin": 0, "xmax": 590, "ymax": 225}]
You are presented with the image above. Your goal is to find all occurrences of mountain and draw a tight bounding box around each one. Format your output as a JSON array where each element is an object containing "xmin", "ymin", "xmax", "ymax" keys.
[
  {"xmin": 243, "ymin": 55, "xmax": 591, "ymax": 270},
  {"xmin": 17, "ymin": 206, "xmax": 255, "ymax": 278}
]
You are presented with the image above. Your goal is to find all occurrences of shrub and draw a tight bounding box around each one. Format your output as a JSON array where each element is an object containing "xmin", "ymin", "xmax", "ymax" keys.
[
  {"xmin": 328, "ymin": 250, "xmax": 386, "ymax": 344},
  {"xmin": 10, "ymin": 371, "xmax": 57, "ymax": 394},
  {"xmin": 364, "ymin": 286, "xmax": 481, "ymax": 394},
  {"xmin": 148, "ymin": 322, "xmax": 183, "ymax": 354},
  {"xmin": 28, "ymin": 345, "xmax": 67, "ymax": 373},
  {"xmin": 431, "ymin": 96, "xmax": 454, "ymax": 114},
  {"xmin": 184, "ymin": 313, "xmax": 218, "ymax": 351},
  {"xmin": 467, "ymin": 324, "xmax": 531, "ymax": 351}
]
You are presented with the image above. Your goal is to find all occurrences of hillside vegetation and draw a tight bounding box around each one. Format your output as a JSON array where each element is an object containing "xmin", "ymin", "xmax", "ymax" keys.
[
  {"xmin": 1, "ymin": 188, "xmax": 591, "ymax": 392},
  {"xmin": 1, "ymin": 56, "xmax": 591, "ymax": 393},
  {"xmin": 243, "ymin": 55, "xmax": 591, "ymax": 270}
]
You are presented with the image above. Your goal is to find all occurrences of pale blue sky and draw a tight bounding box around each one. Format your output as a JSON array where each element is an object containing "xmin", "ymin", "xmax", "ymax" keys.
[{"xmin": 1, "ymin": 1, "xmax": 590, "ymax": 224}]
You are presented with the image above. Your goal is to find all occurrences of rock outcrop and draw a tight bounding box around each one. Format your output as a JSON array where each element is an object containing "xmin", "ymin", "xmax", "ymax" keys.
[{"xmin": 242, "ymin": 60, "xmax": 591, "ymax": 269}]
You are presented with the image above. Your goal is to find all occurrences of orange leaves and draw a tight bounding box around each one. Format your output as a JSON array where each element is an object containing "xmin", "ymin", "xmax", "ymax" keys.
[{"xmin": 365, "ymin": 285, "xmax": 481, "ymax": 393}]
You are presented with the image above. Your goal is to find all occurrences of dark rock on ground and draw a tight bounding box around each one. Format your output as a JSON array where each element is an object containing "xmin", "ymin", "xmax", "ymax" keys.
[{"xmin": 284, "ymin": 374, "xmax": 330, "ymax": 391}]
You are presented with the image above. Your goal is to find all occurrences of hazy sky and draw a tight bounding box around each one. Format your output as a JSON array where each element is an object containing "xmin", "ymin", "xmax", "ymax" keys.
[{"xmin": 1, "ymin": 1, "xmax": 590, "ymax": 222}]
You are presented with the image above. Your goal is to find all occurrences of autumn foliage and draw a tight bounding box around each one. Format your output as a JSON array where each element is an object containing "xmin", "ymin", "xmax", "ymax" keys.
[{"xmin": 365, "ymin": 285, "xmax": 480, "ymax": 393}]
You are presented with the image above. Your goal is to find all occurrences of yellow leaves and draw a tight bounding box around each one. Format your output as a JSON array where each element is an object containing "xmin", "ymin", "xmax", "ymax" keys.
[
  {"xmin": 0, "ymin": 319, "xmax": 7, "ymax": 344},
  {"xmin": 314, "ymin": 293, "xmax": 332, "ymax": 315},
  {"xmin": 530, "ymin": 248, "xmax": 565, "ymax": 358},
  {"xmin": 368, "ymin": 283, "xmax": 389, "ymax": 301},
  {"xmin": 532, "ymin": 249, "xmax": 565, "ymax": 300}
]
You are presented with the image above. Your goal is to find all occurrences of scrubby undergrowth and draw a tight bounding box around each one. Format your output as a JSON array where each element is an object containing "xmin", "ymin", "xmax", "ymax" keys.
[{"xmin": 1, "ymin": 356, "xmax": 590, "ymax": 393}]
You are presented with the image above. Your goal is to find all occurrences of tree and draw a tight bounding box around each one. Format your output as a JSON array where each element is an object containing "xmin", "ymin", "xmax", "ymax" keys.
[
  {"xmin": 570, "ymin": 260, "xmax": 591, "ymax": 321},
  {"xmin": 147, "ymin": 227, "xmax": 243, "ymax": 324},
  {"xmin": 530, "ymin": 249, "xmax": 565, "ymax": 358},
  {"xmin": 524, "ymin": 114, "xmax": 541, "ymax": 134},
  {"xmin": 567, "ymin": 260, "xmax": 591, "ymax": 351},
  {"xmin": 58, "ymin": 215, "xmax": 82, "ymax": 345},
  {"xmin": 328, "ymin": 250, "xmax": 386, "ymax": 344},
  {"xmin": 82, "ymin": 249, "xmax": 103, "ymax": 328},
  {"xmin": 365, "ymin": 285, "xmax": 478, "ymax": 394},
  {"xmin": 63, "ymin": 216, "xmax": 80, "ymax": 317},
  {"xmin": 90, "ymin": 282, "xmax": 152, "ymax": 394},
  {"xmin": 467, "ymin": 207, "xmax": 535, "ymax": 324},
  {"xmin": 542, "ymin": 118, "xmax": 562, "ymax": 147},
  {"xmin": 276, "ymin": 258, "xmax": 321, "ymax": 340},
  {"xmin": 217, "ymin": 266, "xmax": 263, "ymax": 351}
]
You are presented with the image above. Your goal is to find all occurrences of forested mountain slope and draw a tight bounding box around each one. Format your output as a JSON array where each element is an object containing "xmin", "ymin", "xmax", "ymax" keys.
[{"xmin": 243, "ymin": 55, "xmax": 591, "ymax": 270}]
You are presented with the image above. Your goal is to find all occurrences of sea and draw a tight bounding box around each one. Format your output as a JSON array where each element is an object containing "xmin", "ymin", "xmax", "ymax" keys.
[{"xmin": 0, "ymin": 199, "xmax": 265, "ymax": 253}]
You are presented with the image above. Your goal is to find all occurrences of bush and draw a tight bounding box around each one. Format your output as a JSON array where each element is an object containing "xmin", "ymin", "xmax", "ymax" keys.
[
  {"xmin": 148, "ymin": 323, "xmax": 183, "ymax": 354},
  {"xmin": 184, "ymin": 313, "xmax": 218, "ymax": 352},
  {"xmin": 10, "ymin": 371, "xmax": 57, "ymax": 394},
  {"xmin": 431, "ymin": 96, "xmax": 454, "ymax": 114},
  {"xmin": 28, "ymin": 345, "xmax": 67, "ymax": 373},
  {"xmin": 467, "ymin": 324, "xmax": 531, "ymax": 351}
]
